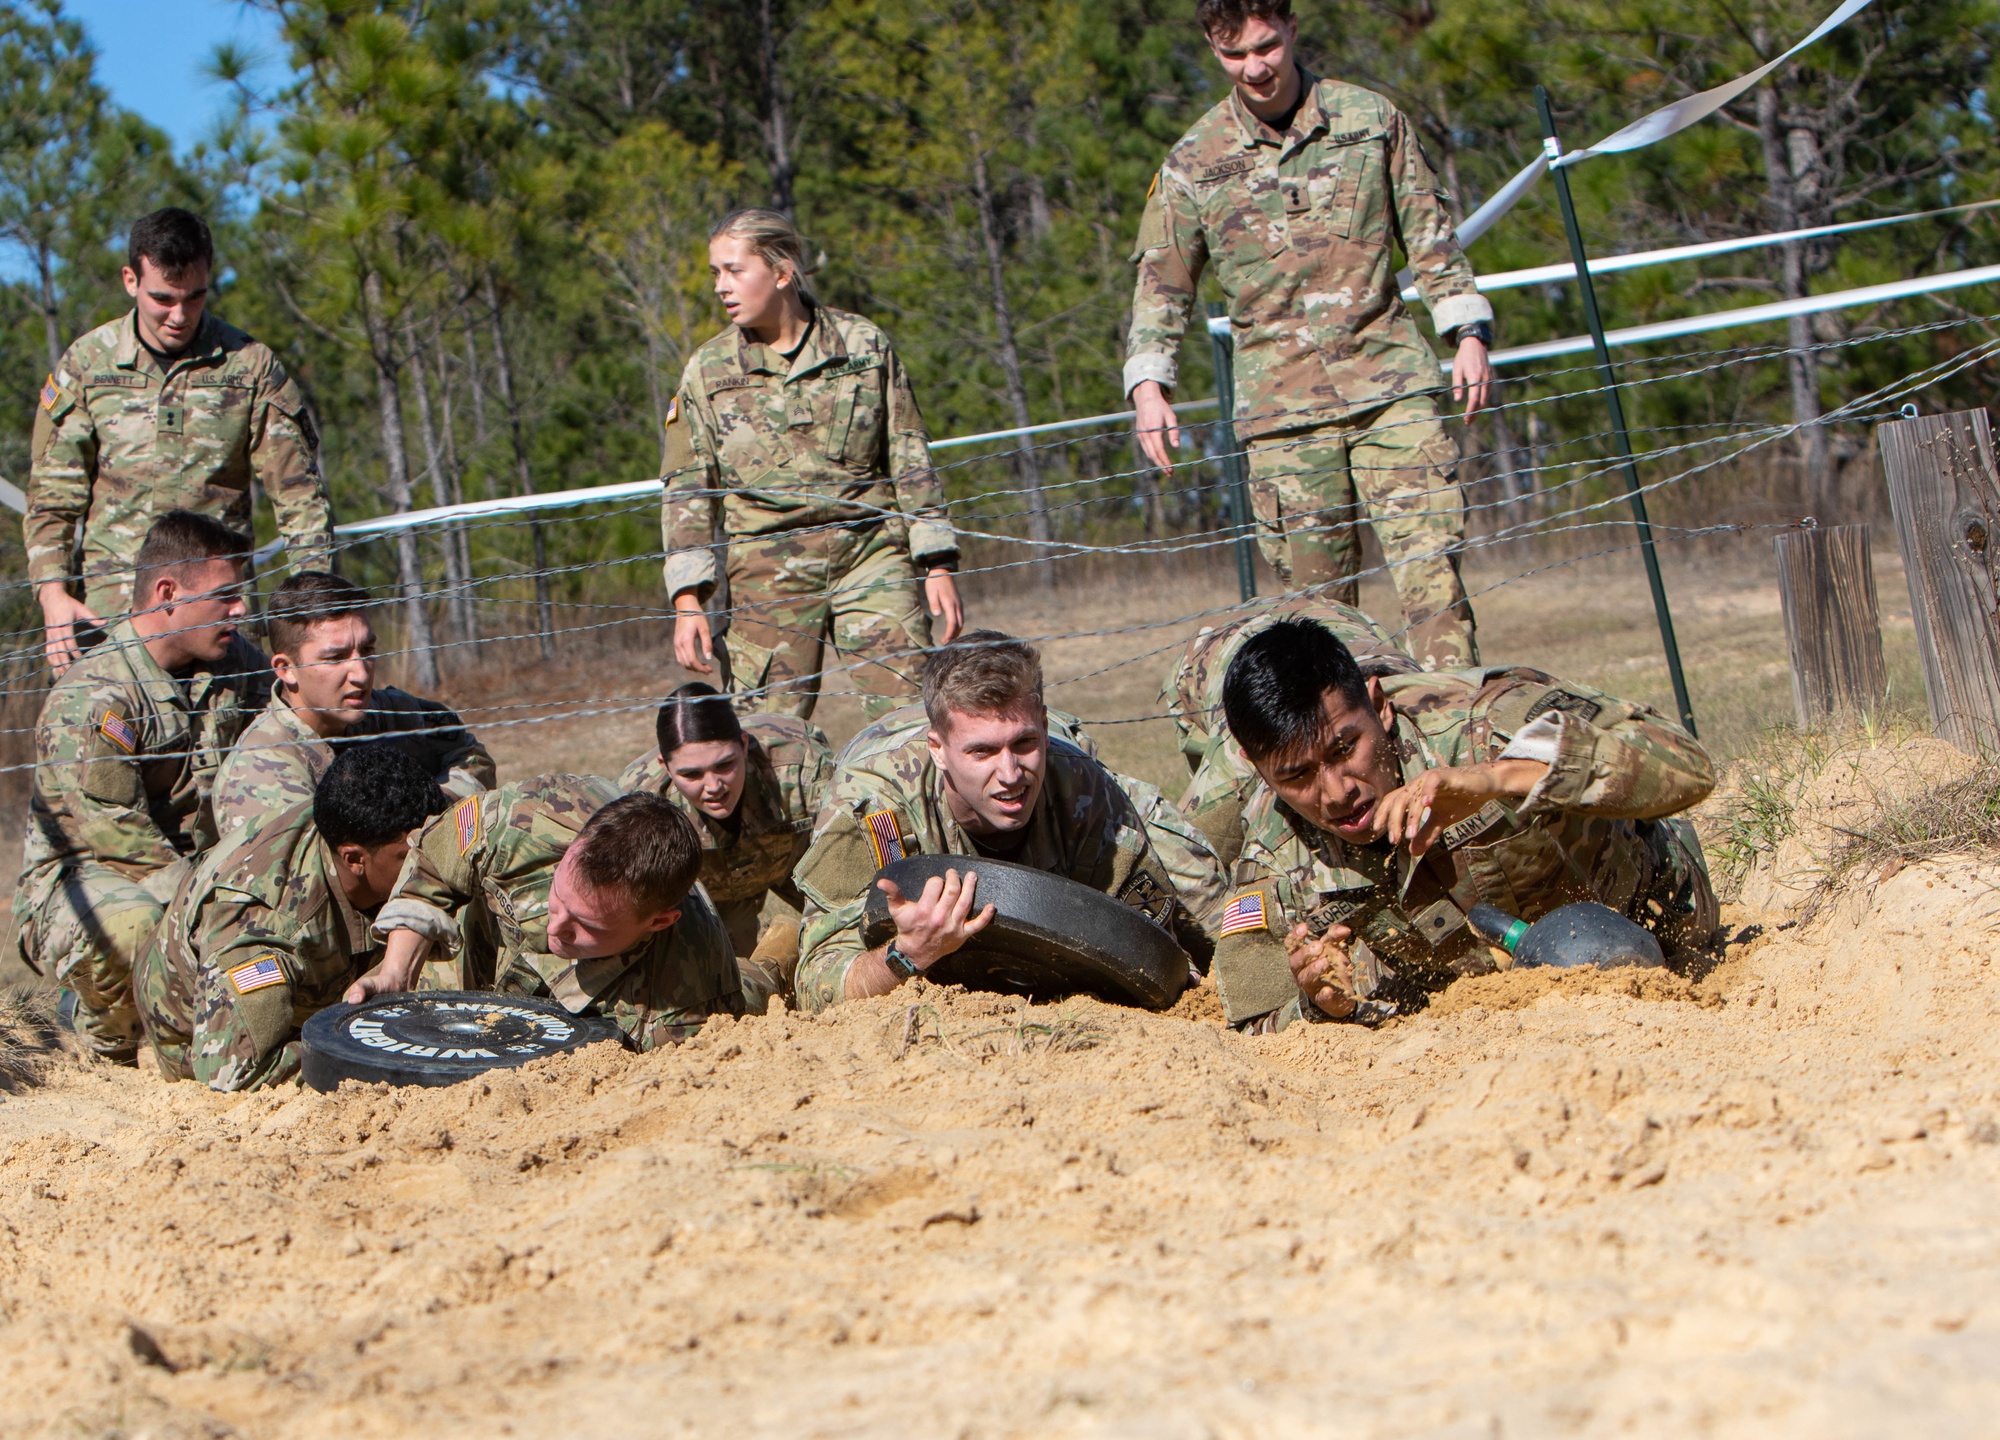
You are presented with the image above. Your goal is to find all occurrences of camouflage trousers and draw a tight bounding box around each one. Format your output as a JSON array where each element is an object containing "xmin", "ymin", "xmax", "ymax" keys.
[
  {"xmin": 1245, "ymin": 394, "xmax": 1477, "ymax": 669},
  {"xmin": 18, "ymin": 859, "xmax": 182, "ymax": 1061},
  {"xmin": 719, "ymin": 523, "xmax": 932, "ymax": 721}
]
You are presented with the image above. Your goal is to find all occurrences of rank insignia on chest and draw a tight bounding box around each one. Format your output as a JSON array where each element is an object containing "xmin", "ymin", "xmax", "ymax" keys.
[
  {"xmin": 453, "ymin": 796, "xmax": 482, "ymax": 855},
  {"xmin": 863, "ymin": 809, "xmax": 910, "ymax": 867},
  {"xmin": 39, "ymin": 375, "xmax": 57, "ymax": 411},
  {"xmin": 98, "ymin": 709, "xmax": 137, "ymax": 753},
  {"xmin": 228, "ymin": 956, "xmax": 285, "ymax": 994},
  {"xmin": 1219, "ymin": 890, "xmax": 1268, "ymax": 936}
]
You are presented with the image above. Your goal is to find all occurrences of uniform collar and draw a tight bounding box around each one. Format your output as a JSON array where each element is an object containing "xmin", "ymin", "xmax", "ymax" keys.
[
  {"xmin": 266, "ymin": 688, "xmax": 334, "ymax": 745},
  {"xmin": 114, "ymin": 311, "xmax": 221, "ymax": 374},
  {"xmin": 1227, "ymin": 66, "xmax": 1327, "ymax": 154},
  {"xmin": 102, "ymin": 616, "xmax": 175, "ymax": 687},
  {"xmin": 734, "ymin": 304, "xmax": 848, "ymax": 382}
]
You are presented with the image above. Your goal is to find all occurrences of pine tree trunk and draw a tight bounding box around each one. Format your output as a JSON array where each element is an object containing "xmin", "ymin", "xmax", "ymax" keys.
[
  {"xmin": 432, "ymin": 333, "xmax": 478, "ymax": 642},
  {"xmin": 970, "ymin": 146, "xmax": 1051, "ymax": 547},
  {"xmin": 483, "ymin": 273, "xmax": 556, "ymax": 660},
  {"xmin": 408, "ymin": 326, "xmax": 476, "ymax": 651},
  {"xmin": 1756, "ymin": 85, "xmax": 1832, "ymax": 516},
  {"xmin": 361, "ymin": 272, "xmax": 439, "ymax": 690},
  {"xmin": 757, "ymin": 0, "xmax": 797, "ymax": 218}
]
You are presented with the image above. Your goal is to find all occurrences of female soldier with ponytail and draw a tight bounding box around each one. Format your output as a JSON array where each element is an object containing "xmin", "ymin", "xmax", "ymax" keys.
[
  {"xmin": 661, "ymin": 207, "xmax": 964, "ymax": 718},
  {"xmin": 619, "ymin": 683, "xmax": 833, "ymax": 996}
]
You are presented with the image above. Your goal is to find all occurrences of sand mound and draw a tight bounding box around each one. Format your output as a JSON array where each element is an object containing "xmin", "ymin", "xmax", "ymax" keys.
[
  {"xmin": 3, "ymin": 858, "xmax": 2000, "ymax": 1437},
  {"xmin": 1733, "ymin": 738, "xmax": 1982, "ymax": 916}
]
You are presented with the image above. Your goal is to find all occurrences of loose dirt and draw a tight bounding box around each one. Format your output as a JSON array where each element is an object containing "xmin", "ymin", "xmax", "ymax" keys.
[{"xmin": 3, "ymin": 850, "xmax": 1998, "ymax": 1437}]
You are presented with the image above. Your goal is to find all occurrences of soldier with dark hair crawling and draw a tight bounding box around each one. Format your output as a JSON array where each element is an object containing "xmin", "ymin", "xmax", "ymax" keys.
[
  {"xmin": 618, "ymin": 683, "xmax": 832, "ymax": 989},
  {"xmin": 14, "ymin": 510, "xmax": 269, "ymax": 1062},
  {"xmin": 137, "ymin": 744, "xmax": 449, "ymax": 1091},
  {"xmin": 792, "ymin": 631, "xmax": 1227, "ymax": 1013},
  {"xmin": 213, "ymin": 571, "xmax": 494, "ymax": 836},
  {"xmin": 357, "ymin": 777, "xmax": 763, "ymax": 1048},
  {"xmin": 1126, "ymin": 0, "xmax": 1493, "ymax": 668},
  {"xmin": 27, "ymin": 207, "xmax": 333, "ymax": 673},
  {"xmin": 1208, "ymin": 619, "xmax": 1719, "ymax": 1032}
]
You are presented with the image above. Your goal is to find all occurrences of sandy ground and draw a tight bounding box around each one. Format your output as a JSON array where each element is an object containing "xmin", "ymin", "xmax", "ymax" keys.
[
  {"xmin": 5, "ymin": 539, "xmax": 1992, "ymax": 1437},
  {"xmin": 3, "ymin": 856, "xmax": 1997, "ymax": 1438}
]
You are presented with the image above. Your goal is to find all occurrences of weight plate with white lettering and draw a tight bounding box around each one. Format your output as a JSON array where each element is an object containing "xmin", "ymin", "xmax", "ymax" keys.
[{"xmin": 299, "ymin": 991, "xmax": 627, "ymax": 1092}]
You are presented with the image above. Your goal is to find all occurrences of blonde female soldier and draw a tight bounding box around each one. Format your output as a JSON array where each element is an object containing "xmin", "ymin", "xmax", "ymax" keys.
[{"xmin": 662, "ymin": 208, "xmax": 964, "ymax": 719}]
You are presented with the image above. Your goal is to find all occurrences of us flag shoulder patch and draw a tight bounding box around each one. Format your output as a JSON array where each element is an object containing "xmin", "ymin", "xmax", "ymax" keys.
[
  {"xmin": 228, "ymin": 956, "xmax": 285, "ymax": 994},
  {"xmin": 39, "ymin": 374, "xmax": 58, "ymax": 411},
  {"xmin": 453, "ymin": 796, "xmax": 481, "ymax": 854},
  {"xmin": 98, "ymin": 709, "xmax": 137, "ymax": 753},
  {"xmin": 1219, "ymin": 891, "xmax": 1268, "ymax": 937},
  {"xmin": 863, "ymin": 809, "xmax": 908, "ymax": 868},
  {"xmin": 663, "ymin": 396, "xmax": 679, "ymax": 429}
]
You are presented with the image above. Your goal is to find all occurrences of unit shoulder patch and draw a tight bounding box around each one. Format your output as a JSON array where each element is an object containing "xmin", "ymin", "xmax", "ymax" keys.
[{"xmin": 1523, "ymin": 689, "xmax": 1603, "ymax": 726}]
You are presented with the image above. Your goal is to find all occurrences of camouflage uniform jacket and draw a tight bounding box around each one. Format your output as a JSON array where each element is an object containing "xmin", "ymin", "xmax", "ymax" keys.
[
  {"xmin": 140, "ymin": 797, "xmax": 376, "ymax": 1091},
  {"xmin": 1171, "ymin": 596, "xmax": 1419, "ymax": 869},
  {"xmin": 793, "ymin": 710, "xmax": 1225, "ymax": 1013},
  {"xmin": 1211, "ymin": 667, "xmax": 1715, "ymax": 1028},
  {"xmin": 615, "ymin": 712, "xmax": 832, "ymax": 907},
  {"xmin": 659, "ymin": 305, "xmax": 958, "ymax": 601},
  {"xmin": 376, "ymin": 775, "xmax": 752, "ymax": 1047},
  {"xmin": 15, "ymin": 619, "xmax": 270, "ymax": 929},
  {"xmin": 1125, "ymin": 74, "xmax": 1492, "ymax": 440},
  {"xmin": 26, "ymin": 312, "xmax": 334, "ymax": 602},
  {"xmin": 213, "ymin": 686, "xmax": 496, "ymax": 836}
]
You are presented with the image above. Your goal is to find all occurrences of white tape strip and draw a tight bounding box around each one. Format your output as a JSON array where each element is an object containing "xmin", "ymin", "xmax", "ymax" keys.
[{"xmin": 1452, "ymin": 0, "xmax": 1877, "ymax": 249}]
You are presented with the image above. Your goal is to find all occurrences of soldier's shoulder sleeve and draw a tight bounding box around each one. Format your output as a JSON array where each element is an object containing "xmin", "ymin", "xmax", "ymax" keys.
[
  {"xmin": 794, "ymin": 773, "xmax": 916, "ymax": 915},
  {"xmin": 190, "ymin": 921, "xmax": 308, "ymax": 1092},
  {"xmin": 1480, "ymin": 671, "xmax": 1714, "ymax": 820},
  {"xmin": 74, "ymin": 680, "xmax": 147, "ymax": 810},
  {"xmin": 615, "ymin": 748, "xmax": 669, "ymax": 796}
]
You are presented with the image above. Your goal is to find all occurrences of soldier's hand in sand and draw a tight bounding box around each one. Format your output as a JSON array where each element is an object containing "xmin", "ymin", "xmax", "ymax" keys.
[
  {"xmin": 38, "ymin": 584, "xmax": 103, "ymax": 674},
  {"xmin": 1286, "ymin": 921, "xmax": 1358, "ymax": 1019},
  {"xmin": 1372, "ymin": 759, "xmax": 1548, "ymax": 857},
  {"xmin": 845, "ymin": 868, "xmax": 995, "ymax": 999},
  {"xmin": 1132, "ymin": 380, "xmax": 1182, "ymax": 475},
  {"xmin": 672, "ymin": 596, "xmax": 715, "ymax": 675},
  {"xmin": 925, "ymin": 568, "xmax": 964, "ymax": 645}
]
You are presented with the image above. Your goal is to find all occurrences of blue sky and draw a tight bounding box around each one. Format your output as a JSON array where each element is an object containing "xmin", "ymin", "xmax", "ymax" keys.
[{"xmin": 68, "ymin": 0, "xmax": 288, "ymax": 153}]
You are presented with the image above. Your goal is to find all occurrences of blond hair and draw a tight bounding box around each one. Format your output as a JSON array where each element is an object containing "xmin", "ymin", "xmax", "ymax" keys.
[
  {"xmin": 709, "ymin": 207, "xmax": 816, "ymax": 304},
  {"xmin": 922, "ymin": 630, "xmax": 1045, "ymax": 731}
]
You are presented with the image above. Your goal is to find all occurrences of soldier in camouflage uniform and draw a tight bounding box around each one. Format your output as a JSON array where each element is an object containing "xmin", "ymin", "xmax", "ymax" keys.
[
  {"xmin": 1169, "ymin": 594, "xmax": 1418, "ymax": 870},
  {"xmin": 13, "ymin": 512, "xmax": 268, "ymax": 1060},
  {"xmin": 213, "ymin": 572, "xmax": 494, "ymax": 835},
  {"xmin": 794, "ymin": 632, "xmax": 1226, "ymax": 1013},
  {"xmin": 366, "ymin": 777, "xmax": 765, "ymax": 1047},
  {"xmin": 1207, "ymin": 619, "xmax": 1717, "ymax": 1031},
  {"xmin": 664, "ymin": 208, "xmax": 962, "ymax": 721},
  {"xmin": 137, "ymin": 745, "xmax": 449, "ymax": 1091},
  {"xmin": 617, "ymin": 684, "xmax": 832, "ymax": 996},
  {"xmin": 1126, "ymin": 0, "xmax": 1494, "ymax": 668},
  {"xmin": 26, "ymin": 209, "xmax": 332, "ymax": 672}
]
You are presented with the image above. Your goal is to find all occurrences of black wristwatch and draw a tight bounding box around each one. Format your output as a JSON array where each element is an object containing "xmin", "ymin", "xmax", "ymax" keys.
[
  {"xmin": 883, "ymin": 942, "xmax": 922, "ymax": 981},
  {"xmin": 1451, "ymin": 321, "xmax": 1494, "ymax": 348}
]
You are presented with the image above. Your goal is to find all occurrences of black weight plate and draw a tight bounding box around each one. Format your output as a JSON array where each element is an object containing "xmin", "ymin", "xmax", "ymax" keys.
[
  {"xmin": 860, "ymin": 854, "xmax": 1191, "ymax": 1010},
  {"xmin": 300, "ymin": 991, "xmax": 627, "ymax": 1092}
]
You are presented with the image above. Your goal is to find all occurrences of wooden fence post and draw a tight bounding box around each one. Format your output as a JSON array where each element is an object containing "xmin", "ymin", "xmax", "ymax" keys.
[
  {"xmin": 1878, "ymin": 408, "xmax": 2000, "ymax": 751},
  {"xmin": 1773, "ymin": 525, "xmax": 1888, "ymax": 727}
]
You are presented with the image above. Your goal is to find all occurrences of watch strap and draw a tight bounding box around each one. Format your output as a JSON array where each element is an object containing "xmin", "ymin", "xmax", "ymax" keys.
[{"xmin": 883, "ymin": 942, "xmax": 921, "ymax": 981}]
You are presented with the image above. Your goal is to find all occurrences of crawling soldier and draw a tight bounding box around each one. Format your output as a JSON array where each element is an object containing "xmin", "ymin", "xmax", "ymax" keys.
[
  {"xmin": 1211, "ymin": 619, "xmax": 1717, "ymax": 1030},
  {"xmin": 138, "ymin": 744, "xmax": 448, "ymax": 1090},
  {"xmin": 357, "ymin": 776, "xmax": 764, "ymax": 1047}
]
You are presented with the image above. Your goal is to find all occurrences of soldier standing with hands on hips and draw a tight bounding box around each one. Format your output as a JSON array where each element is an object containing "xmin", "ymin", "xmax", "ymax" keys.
[
  {"xmin": 1126, "ymin": 0, "xmax": 1494, "ymax": 668},
  {"xmin": 661, "ymin": 208, "xmax": 964, "ymax": 720}
]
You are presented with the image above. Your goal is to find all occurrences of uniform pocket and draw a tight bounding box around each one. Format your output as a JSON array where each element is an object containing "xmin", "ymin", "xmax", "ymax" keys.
[{"xmin": 1323, "ymin": 128, "xmax": 1388, "ymax": 240}]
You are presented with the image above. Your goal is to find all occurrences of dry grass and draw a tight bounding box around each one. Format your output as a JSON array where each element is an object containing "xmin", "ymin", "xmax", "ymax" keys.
[{"xmin": 0, "ymin": 987, "xmax": 64, "ymax": 1090}]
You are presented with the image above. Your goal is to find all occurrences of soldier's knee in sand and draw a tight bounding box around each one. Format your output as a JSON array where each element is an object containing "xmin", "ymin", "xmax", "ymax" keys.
[{"xmin": 30, "ymin": 870, "xmax": 167, "ymax": 1062}]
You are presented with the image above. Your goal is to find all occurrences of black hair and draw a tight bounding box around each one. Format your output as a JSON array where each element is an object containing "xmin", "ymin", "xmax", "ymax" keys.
[
  {"xmin": 1196, "ymin": 0, "xmax": 1293, "ymax": 40},
  {"xmin": 1221, "ymin": 618, "xmax": 1371, "ymax": 763},
  {"xmin": 127, "ymin": 207, "xmax": 214, "ymax": 278},
  {"xmin": 313, "ymin": 744, "xmax": 449, "ymax": 850},
  {"xmin": 656, "ymin": 681, "xmax": 744, "ymax": 757}
]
